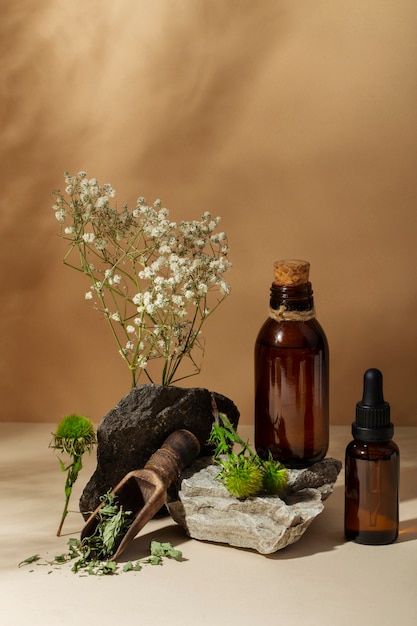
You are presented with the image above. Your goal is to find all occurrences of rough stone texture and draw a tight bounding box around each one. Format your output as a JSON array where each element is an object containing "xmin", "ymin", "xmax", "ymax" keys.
[
  {"xmin": 167, "ymin": 457, "xmax": 342, "ymax": 554},
  {"xmin": 286, "ymin": 458, "xmax": 343, "ymax": 500},
  {"xmin": 79, "ymin": 384, "xmax": 240, "ymax": 516}
]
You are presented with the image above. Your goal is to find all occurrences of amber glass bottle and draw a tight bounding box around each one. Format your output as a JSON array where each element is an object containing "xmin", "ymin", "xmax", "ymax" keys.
[
  {"xmin": 345, "ymin": 368, "xmax": 399, "ymax": 545},
  {"xmin": 254, "ymin": 260, "xmax": 329, "ymax": 468}
]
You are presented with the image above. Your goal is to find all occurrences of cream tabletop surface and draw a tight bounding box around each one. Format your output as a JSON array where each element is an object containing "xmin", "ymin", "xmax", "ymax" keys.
[{"xmin": 1, "ymin": 423, "xmax": 416, "ymax": 626}]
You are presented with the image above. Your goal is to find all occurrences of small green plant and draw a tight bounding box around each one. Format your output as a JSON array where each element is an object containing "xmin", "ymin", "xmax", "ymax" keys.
[
  {"xmin": 261, "ymin": 454, "xmax": 289, "ymax": 494},
  {"xmin": 50, "ymin": 413, "xmax": 96, "ymax": 536},
  {"xmin": 208, "ymin": 412, "xmax": 288, "ymax": 498}
]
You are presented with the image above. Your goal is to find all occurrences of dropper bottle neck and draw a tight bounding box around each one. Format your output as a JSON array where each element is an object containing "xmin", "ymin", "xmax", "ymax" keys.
[{"xmin": 353, "ymin": 368, "xmax": 393, "ymax": 442}]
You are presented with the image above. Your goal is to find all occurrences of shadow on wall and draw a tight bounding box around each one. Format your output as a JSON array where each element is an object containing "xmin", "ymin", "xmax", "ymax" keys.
[{"xmin": 1, "ymin": 1, "xmax": 417, "ymax": 423}]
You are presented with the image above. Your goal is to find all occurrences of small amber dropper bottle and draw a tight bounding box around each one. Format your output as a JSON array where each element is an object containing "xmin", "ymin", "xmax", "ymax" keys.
[{"xmin": 344, "ymin": 368, "xmax": 399, "ymax": 545}]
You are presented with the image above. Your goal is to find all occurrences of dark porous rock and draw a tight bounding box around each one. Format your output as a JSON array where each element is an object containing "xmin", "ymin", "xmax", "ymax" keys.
[
  {"xmin": 286, "ymin": 458, "xmax": 343, "ymax": 501},
  {"xmin": 79, "ymin": 384, "xmax": 239, "ymax": 517}
]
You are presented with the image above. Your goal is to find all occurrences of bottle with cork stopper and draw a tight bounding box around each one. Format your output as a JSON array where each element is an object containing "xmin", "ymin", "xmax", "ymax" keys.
[
  {"xmin": 254, "ymin": 259, "xmax": 329, "ymax": 468},
  {"xmin": 344, "ymin": 368, "xmax": 399, "ymax": 544}
]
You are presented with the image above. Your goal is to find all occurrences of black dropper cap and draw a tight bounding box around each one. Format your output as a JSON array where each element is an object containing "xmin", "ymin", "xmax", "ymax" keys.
[{"xmin": 352, "ymin": 368, "xmax": 394, "ymax": 442}]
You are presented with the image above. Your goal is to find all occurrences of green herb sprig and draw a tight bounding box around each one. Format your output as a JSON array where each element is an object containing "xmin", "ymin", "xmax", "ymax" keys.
[
  {"xmin": 74, "ymin": 491, "xmax": 133, "ymax": 568},
  {"xmin": 50, "ymin": 413, "xmax": 96, "ymax": 536},
  {"xmin": 208, "ymin": 412, "xmax": 288, "ymax": 499}
]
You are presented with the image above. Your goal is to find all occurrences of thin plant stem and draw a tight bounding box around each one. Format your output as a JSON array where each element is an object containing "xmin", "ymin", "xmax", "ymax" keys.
[{"xmin": 56, "ymin": 455, "xmax": 83, "ymax": 536}]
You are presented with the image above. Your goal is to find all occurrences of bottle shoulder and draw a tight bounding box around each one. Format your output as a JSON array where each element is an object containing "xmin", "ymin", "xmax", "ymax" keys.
[
  {"xmin": 345, "ymin": 439, "xmax": 399, "ymax": 460},
  {"xmin": 256, "ymin": 317, "xmax": 328, "ymax": 350}
]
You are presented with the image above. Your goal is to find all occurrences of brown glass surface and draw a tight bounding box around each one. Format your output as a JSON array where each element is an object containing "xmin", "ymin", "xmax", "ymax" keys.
[
  {"xmin": 255, "ymin": 315, "xmax": 329, "ymax": 468},
  {"xmin": 344, "ymin": 439, "xmax": 399, "ymax": 544}
]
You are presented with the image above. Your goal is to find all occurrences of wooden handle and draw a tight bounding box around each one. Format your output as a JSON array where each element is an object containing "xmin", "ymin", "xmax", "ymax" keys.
[{"xmin": 144, "ymin": 429, "xmax": 200, "ymax": 487}]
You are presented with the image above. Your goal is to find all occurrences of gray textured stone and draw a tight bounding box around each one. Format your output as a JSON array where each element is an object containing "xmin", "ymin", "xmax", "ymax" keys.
[
  {"xmin": 167, "ymin": 457, "xmax": 342, "ymax": 554},
  {"xmin": 79, "ymin": 384, "xmax": 239, "ymax": 516}
]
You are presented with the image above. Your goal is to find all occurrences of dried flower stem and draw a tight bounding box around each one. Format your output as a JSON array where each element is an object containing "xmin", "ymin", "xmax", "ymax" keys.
[{"xmin": 52, "ymin": 171, "xmax": 232, "ymax": 387}]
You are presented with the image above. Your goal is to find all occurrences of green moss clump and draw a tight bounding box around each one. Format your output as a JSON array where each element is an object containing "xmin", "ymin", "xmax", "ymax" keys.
[
  {"xmin": 261, "ymin": 455, "xmax": 288, "ymax": 494},
  {"xmin": 209, "ymin": 412, "xmax": 288, "ymax": 499},
  {"xmin": 219, "ymin": 457, "xmax": 264, "ymax": 499},
  {"xmin": 52, "ymin": 413, "xmax": 96, "ymax": 456}
]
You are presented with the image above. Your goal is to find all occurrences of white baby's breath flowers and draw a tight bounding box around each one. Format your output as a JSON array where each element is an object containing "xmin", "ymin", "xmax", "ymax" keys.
[
  {"xmin": 55, "ymin": 209, "xmax": 66, "ymax": 223},
  {"xmin": 52, "ymin": 171, "xmax": 231, "ymax": 387}
]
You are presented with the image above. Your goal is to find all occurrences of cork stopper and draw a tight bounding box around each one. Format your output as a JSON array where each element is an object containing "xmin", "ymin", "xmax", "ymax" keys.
[{"xmin": 273, "ymin": 260, "xmax": 310, "ymax": 286}]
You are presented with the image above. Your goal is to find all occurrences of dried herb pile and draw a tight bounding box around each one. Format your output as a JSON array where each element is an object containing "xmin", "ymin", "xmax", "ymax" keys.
[{"xmin": 19, "ymin": 492, "xmax": 182, "ymax": 576}]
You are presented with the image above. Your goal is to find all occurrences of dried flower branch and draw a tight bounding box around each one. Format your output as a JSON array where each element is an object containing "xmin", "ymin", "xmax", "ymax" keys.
[{"xmin": 52, "ymin": 171, "xmax": 232, "ymax": 387}]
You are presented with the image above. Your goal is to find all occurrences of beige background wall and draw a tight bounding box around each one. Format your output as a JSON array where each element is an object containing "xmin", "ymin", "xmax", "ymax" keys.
[{"xmin": 1, "ymin": 1, "xmax": 416, "ymax": 425}]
